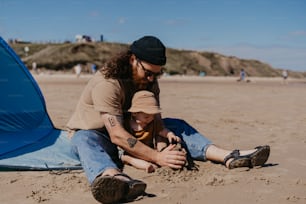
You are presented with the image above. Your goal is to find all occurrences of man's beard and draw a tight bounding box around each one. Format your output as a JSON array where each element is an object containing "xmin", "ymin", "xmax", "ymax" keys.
[{"xmin": 132, "ymin": 71, "xmax": 151, "ymax": 90}]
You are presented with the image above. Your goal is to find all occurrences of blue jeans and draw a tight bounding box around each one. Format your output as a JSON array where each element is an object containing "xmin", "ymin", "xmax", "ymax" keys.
[
  {"xmin": 71, "ymin": 129, "xmax": 123, "ymax": 184},
  {"xmin": 163, "ymin": 118, "xmax": 212, "ymax": 161},
  {"xmin": 71, "ymin": 118, "xmax": 212, "ymax": 184}
]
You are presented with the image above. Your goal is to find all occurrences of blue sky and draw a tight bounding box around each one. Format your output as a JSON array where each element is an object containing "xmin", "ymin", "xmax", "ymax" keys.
[{"xmin": 1, "ymin": 0, "xmax": 306, "ymax": 71}]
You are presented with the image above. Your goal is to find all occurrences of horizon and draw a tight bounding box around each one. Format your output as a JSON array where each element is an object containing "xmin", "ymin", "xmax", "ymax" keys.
[{"xmin": 1, "ymin": 0, "xmax": 306, "ymax": 71}]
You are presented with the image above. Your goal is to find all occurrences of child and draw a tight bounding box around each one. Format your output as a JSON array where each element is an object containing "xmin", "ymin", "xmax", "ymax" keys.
[{"xmin": 121, "ymin": 90, "xmax": 182, "ymax": 173}]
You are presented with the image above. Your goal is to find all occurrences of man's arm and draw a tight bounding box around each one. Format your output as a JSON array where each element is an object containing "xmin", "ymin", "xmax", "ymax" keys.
[{"xmin": 101, "ymin": 113, "xmax": 186, "ymax": 169}]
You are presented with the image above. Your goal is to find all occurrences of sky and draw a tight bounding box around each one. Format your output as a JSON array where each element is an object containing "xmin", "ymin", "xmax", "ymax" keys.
[{"xmin": 1, "ymin": 0, "xmax": 306, "ymax": 71}]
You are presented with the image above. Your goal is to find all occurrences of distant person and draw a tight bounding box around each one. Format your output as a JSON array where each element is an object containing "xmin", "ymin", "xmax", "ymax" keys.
[
  {"xmin": 74, "ymin": 64, "xmax": 82, "ymax": 78},
  {"xmin": 32, "ymin": 61, "xmax": 38, "ymax": 74},
  {"xmin": 239, "ymin": 68, "xmax": 246, "ymax": 82},
  {"xmin": 120, "ymin": 90, "xmax": 181, "ymax": 173},
  {"xmin": 237, "ymin": 68, "xmax": 250, "ymax": 82},
  {"xmin": 282, "ymin": 69, "xmax": 288, "ymax": 84},
  {"xmin": 91, "ymin": 63, "xmax": 97, "ymax": 74}
]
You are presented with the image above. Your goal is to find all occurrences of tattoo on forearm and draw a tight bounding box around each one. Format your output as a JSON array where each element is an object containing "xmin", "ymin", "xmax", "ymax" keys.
[
  {"xmin": 108, "ymin": 116, "xmax": 116, "ymax": 127},
  {"xmin": 127, "ymin": 138, "xmax": 137, "ymax": 148}
]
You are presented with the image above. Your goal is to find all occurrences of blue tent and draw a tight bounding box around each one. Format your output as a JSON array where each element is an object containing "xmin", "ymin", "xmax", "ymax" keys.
[{"xmin": 0, "ymin": 36, "xmax": 81, "ymax": 170}]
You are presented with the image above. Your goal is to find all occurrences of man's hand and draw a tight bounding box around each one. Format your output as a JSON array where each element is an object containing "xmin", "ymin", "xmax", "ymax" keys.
[{"xmin": 155, "ymin": 144, "xmax": 186, "ymax": 169}]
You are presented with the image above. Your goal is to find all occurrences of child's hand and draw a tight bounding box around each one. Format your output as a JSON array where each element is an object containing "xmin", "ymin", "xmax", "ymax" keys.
[{"xmin": 167, "ymin": 132, "xmax": 181, "ymax": 144}]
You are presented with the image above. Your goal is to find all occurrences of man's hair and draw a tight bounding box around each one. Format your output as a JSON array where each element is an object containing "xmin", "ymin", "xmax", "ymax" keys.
[{"xmin": 100, "ymin": 49, "xmax": 133, "ymax": 79}]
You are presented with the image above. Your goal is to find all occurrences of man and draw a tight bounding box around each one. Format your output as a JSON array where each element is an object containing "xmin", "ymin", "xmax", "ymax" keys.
[
  {"xmin": 67, "ymin": 36, "xmax": 270, "ymax": 203},
  {"xmin": 67, "ymin": 36, "xmax": 187, "ymax": 203},
  {"xmin": 282, "ymin": 69, "xmax": 288, "ymax": 84}
]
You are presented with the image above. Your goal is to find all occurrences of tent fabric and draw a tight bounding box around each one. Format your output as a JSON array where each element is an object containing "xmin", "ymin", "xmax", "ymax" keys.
[{"xmin": 0, "ymin": 36, "xmax": 81, "ymax": 170}]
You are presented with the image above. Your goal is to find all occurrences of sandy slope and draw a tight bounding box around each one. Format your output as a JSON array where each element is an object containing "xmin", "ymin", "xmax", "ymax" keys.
[{"xmin": 1, "ymin": 74, "xmax": 306, "ymax": 204}]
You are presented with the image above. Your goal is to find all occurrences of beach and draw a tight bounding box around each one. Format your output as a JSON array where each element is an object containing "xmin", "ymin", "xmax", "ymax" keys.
[{"xmin": 1, "ymin": 74, "xmax": 306, "ymax": 204}]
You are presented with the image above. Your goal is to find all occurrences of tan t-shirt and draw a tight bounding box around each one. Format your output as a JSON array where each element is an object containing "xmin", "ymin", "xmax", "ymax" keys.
[{"xmin": 66, "ymin": 71, "xmax": 160, "ymax": 131}]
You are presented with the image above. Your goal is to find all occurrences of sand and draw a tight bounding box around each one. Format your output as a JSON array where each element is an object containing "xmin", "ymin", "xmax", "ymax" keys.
[{"xmin": 1, "ymin": 74, "xmax": 306, "ymax": 204}]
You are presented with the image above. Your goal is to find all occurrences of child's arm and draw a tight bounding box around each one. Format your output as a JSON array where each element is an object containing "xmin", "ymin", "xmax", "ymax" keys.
[{"xmin": 121, "ymin": 154, "xmax": 158, "ymax": 173}]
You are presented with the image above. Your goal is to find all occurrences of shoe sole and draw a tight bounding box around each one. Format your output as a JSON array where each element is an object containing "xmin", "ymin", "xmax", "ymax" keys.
[
  {"xmin": 250, "ymin": 145, "xmax": 270, "ymax": 167},
  {"xmin": 91, "ymin": 176, "xmax": 129, "ymax": 204}
]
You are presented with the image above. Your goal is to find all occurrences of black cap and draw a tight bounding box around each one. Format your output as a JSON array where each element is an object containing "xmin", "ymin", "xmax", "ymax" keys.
[{"xmin": 130, "ymin": 36, "xmax": 166, "ymax": 66}]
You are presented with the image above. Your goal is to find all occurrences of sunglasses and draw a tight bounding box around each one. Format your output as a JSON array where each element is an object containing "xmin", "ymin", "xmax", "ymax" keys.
[{"xmin": 137, "ymin": 59, "xmax": 163, "ymax": 78}]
